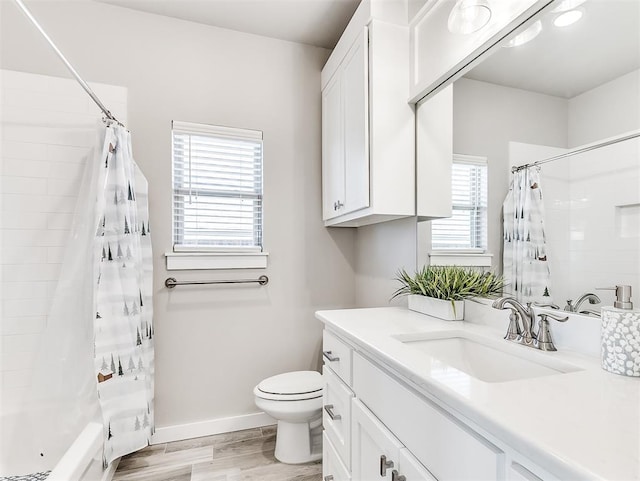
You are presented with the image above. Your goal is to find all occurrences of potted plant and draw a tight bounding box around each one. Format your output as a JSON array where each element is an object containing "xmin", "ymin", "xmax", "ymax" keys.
[{"xmin": 392, "ymin": 265, "xmax": 504, "ymax": 320}]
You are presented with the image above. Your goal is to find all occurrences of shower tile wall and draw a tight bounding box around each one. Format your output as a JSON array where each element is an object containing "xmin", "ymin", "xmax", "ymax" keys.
[
  {"xmin": 0, "ymin": 70, "xmax": 127, "ymax": 412},
  {"xmin": 564, "ymin": 137, "xmax": 640, "ymax": 302}
]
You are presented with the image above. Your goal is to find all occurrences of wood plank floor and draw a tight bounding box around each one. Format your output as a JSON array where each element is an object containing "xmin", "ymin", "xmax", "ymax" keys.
[{"xmin": 113, "ymin": 426, "xmax": 322, "ymax": 481}]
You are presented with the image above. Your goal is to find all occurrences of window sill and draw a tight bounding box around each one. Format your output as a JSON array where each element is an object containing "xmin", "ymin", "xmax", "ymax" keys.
[
  {"xmin": 165, "ymin": 251, "xmax": 269, "ymax": 270},
  {"xmin": 429, "ymin": 252, "xmax": 493, "ymax": 267}
]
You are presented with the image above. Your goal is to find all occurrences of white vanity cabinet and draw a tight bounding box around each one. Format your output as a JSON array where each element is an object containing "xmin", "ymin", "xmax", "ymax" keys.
[
  {"xmin": 321, "ymin": 1, "xmax": 414, "ymax": 227},
  {"xmin": 352, "ymin": 398, "xmax": 436, "ymax": 481},
  {"xmin": 322, "ymin": 330, "xmax": 354, "ymax": 480},
  {"xmin": 353, "ymin": 351, "xmax": 504, "ymax": 481},
  {"xmin": 322, "ymin": 327, "xmax": 557, "ymax": 481}
]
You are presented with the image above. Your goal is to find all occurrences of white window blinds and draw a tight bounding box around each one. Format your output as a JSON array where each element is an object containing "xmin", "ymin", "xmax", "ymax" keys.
[
  {"xmin": 432, "ymin": 155, "xmax": 488, "ymax": 251},
  {"xmin": 172, "ymin": 121, "xmax": 263, "ymax": 251}
]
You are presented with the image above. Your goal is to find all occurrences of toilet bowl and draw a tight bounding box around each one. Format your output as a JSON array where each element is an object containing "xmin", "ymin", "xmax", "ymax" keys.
[{"xmin": 254, "ymin": 370, "xmax": 323, "ymax": 464}]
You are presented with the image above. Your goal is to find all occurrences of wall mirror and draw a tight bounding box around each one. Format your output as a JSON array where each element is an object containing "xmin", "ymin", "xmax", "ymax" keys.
[{"xmin": 420, "ymin": 0, "xmax": 640, "ymax": 317}]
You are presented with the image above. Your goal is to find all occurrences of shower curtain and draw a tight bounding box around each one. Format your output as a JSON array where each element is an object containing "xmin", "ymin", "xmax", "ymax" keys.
[
  {"xmin": 502, "ymin": 167, "xmax": 552, "ymax": 303},
  {"xmin": 94, "ymin": 124, "xmax": 154, "ymax": 465},
  {"xmin": 24, "ymin": 123, "xmax": 154, "ymax": 469}
]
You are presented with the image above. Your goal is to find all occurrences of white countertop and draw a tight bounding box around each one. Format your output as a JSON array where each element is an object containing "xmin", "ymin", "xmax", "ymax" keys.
[{"xmin": 316, "ymin": 306, "xmax": 640, "ymax": 481}]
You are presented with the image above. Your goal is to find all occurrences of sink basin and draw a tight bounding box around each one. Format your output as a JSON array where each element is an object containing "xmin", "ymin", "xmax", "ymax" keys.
[{"xmin": 394, "ymin": 331, "xmax": 583, "ymax": 383}]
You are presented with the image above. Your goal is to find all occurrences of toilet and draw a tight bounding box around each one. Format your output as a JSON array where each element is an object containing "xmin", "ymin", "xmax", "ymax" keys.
[{"xmin": 254, "ymin": 370, "xmax": 323, "ymax": 464}]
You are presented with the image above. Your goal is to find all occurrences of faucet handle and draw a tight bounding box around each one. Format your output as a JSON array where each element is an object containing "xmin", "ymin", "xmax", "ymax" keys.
[
  {"xmin": 538, "ymin": 313, "xmax": 569, "ymax": 322},
  {"xmin": 535, "ymin": 313, "xmax": 568, "ymax": 352},
  {"xmin": 504, "ymin": 310, "xmax": 522, "ymax": 341}
]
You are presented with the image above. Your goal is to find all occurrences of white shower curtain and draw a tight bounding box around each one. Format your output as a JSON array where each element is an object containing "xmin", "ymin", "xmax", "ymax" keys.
[
  {"xmin": 94, "ymin": 124, "xmax": 154, "ymax": 465},
  {"xmin": 22, "ymin": 124, "xmax": 154, "ymax": 470},
  {"xmin": 502, "ymin": 167, "xmax": 552, "ymax": 303}
]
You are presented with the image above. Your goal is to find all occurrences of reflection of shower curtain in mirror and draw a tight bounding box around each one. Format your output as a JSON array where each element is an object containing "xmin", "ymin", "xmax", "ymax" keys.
[{"xmin": 502, "ymin": 168, "xmax": 552, "ymax": 303}]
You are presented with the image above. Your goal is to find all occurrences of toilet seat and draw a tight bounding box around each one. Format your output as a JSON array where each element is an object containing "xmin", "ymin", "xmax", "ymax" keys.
[{"xmin": 254, "ymin": 371, "xmax": 322, "ymax": 401}]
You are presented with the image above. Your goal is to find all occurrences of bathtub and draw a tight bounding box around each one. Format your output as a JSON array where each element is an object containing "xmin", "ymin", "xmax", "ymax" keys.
[{"xmin": 0, "ymin": 416, "xmax": 117, "ymax": 481}]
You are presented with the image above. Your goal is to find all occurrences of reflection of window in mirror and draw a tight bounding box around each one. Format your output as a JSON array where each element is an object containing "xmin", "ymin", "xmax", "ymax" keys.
[
  {"xmin": 432, "ymin": 155, "xmax": 487, "ymax": 252},
  {"xmin": 428, "ymin": 154, "xmax": 492, "ymax": 269}
]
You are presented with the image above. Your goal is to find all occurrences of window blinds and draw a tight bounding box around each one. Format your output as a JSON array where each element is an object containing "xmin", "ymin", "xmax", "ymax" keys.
[
  {"xmin": 172, "ymin": 121, "xmax": 263, "ymax": 251},
  {"xmin": 432, "ymin": 156, "xmax": 488, "ymax": 251}
]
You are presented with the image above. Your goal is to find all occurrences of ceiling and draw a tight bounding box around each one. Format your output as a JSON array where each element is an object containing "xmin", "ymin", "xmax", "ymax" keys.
[
  {"xmin": 94, "ymin": 0, "xmax": 361, "ymax": 49},
  {"xmin": 92, "ymin": 0, "xmax": 638, "ymax": 96},
  {"xmin": 465, "ymin": 0, "xmax": 640, "ymax": 98}
]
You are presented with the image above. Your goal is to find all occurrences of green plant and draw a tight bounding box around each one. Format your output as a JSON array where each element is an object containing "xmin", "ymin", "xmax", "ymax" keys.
[{"xmin": 391, "ymin": 265, "xmax": 504, "ymax": 305}]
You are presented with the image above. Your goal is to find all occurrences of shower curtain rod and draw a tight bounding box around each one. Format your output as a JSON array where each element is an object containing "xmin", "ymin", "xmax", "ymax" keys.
[
  {"xmin": 511, "ymin": 131, "xmax": 640, "ymax": 173},
  {"xmin": 13, "ymin": 0, "xmax": 125, "ymax": 127}
]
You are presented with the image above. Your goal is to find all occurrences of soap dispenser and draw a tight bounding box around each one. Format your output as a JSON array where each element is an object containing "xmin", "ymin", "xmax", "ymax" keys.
[{"xmin": 599, "ymin": 285, "xmax": 640, "ymax": 377}]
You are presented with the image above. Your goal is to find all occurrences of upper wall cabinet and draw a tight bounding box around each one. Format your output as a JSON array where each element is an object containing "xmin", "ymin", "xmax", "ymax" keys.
[
  {"xmin": 321, "ymin": 0, "xmax": 415, "ymax": 227},
  {"xmin": 409, "ymin": 0, "xmax": 551, "ymax": 102},
  {"xmin": 322, "ymin": 27, "xmax": 370, "ymax": 221}
]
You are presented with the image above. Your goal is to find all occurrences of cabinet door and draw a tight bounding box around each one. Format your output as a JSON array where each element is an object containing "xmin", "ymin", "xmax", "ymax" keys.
[
  {"xmin": 322, "ymin": 70, "xmax": 344, "ymax": 221},
  {"xmin": 323, "ymin": 432, "xmax": 351, "ymax": 481},
  {"xmin": 351, "ymin": 399, "xmax": 402, "ymax": 481},
  {"xmin": 341, "ymin": 26, "xmax": 370, "ymax": 215},
  {"xmin": 397, "ymin": 448, "xmax": 437, "ymax": 481}
]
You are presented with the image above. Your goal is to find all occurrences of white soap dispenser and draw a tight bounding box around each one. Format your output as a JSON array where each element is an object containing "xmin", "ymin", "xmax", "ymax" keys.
[{"xmin": 600, "ymin": 285, "xmax": 640, "ymax": 377}]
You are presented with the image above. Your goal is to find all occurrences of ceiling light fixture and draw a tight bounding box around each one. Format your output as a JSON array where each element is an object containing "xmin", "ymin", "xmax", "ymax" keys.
[
  {"xmin": 554, "ymin": 9, "xmax": 583, "ymax": 27},
  {"xmin": 447, "ymin": 0, "xmax": 492, "ymax": 35},
  {"xmin": 551, "ymin": 0, "xmax": 586, "ymax": 13},
  {"xmin": 503, "ymin": 20, "xmax": 542, "ymax": 47}
]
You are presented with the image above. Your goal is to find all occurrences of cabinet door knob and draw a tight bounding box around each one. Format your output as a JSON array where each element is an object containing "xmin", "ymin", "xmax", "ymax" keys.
[
  {"xmin": 324, "ymin": 404, "xmax": 341, "ymax": 421},
  {"xmin": 323, "ymin": 350, "xmax": 340, "ymax": 362},
  {"xmin": 392, "ymin": 469, "xmax": 406, "ymax": 481},
  {"xmin": 324, "ymin": 476, "xmax": 334, "ymax": 481},
  {"xmin": 336, "ymin": 200, "xmax": 344, "ymax": 209},
  {"xmin": 380, "ymin": 454, "xmax": 394, "ymax": 477}
]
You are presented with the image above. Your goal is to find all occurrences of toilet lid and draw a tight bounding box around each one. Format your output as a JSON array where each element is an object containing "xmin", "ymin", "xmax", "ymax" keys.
[{"xmin": 257, "ymin": 371, "xmax": 322, "ymax": 398}]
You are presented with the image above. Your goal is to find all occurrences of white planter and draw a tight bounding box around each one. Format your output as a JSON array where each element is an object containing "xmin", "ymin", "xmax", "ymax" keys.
[{"xmin": 408, "ymin": 295, "xmax": 464, "ymax": 321}]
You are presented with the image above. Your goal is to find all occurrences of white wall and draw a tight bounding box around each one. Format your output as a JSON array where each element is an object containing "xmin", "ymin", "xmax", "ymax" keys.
[
  {"xmin": 568, "ymin": 69, "xmax": 640, "ymax": 147},
  {"xmin": 355, "ymin": 217, "xmax": 416, "ymax": 308},
  {"xmin": 449, "ymin": 78, "xmax": 568, "ymax": 271},
  {"xmin": 0, "ymin": 1, "xmax": 356, "ymax": 433},
  {"xmin": 0, "ymin": 70, "xmax": 127, "ymax": 414}
]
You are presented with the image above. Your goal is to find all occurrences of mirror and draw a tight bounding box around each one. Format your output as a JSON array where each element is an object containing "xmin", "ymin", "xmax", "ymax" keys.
[{"xmin": 421, "ymin": 0, "xmax": 640, "ymax": 316}]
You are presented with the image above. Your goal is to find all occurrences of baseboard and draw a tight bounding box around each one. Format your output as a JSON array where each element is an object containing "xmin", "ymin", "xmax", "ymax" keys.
[
  {"xmin": 102, "ymin": 458, "xmax": 119, "ymax": 481},
  {"xmin": 150, "ymin": 412, "xmax": 276, "ymax": 445}
]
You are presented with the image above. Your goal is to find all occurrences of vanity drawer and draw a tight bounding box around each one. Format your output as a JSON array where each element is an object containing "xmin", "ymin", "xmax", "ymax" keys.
[
  {"xmin": 323, "ymin": 329, "xmax": 353, "ymax": 386},
  {"xmin": 353, "ymin": 352, "xmax": 504, "ymax": 481},
  {"xmin": 323, "ymin": 365, "xmax": 354, "ymax": 469},
  {"xmin": 323, "ymin": 432, "xmax": 351, "ymax": 481}
]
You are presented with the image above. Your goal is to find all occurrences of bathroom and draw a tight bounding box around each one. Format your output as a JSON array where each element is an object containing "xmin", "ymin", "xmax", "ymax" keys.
[{"xmin": 0, "ymin": 0, "xmax": 638, "ymax": 480}]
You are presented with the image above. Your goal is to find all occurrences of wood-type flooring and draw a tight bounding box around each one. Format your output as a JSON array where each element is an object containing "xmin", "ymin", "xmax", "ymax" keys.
[{"xmin": 113, "ymin": 426, "xmax": 322, "ymax": 481}]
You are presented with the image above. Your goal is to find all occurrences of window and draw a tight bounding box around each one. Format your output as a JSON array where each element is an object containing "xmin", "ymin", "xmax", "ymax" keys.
[
  {"xmin": 431, "ymin": 154, "xmax": 488, "ymax": 251},
  {"xmin": 172, "ymin": 121, "xmax": 263, "ymax": 252}
]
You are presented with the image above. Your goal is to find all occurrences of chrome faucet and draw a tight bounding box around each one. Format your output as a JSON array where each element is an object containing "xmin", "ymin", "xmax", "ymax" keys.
[
  {"xmin": 492, "ymin": 297, "xmax": 536, "ymax": 346},
  {"xmin": 564, "ymin": 293, "xmax": 601, "ymax": 313},
  {"xmin": 492, "ymin": 297, "xmax": 568, "ymax": 351}
]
